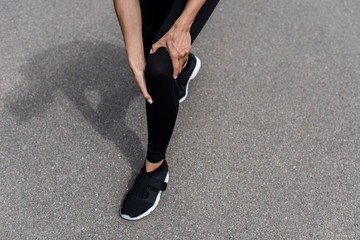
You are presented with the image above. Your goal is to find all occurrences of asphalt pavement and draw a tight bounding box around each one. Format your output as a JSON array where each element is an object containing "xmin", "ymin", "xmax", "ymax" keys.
[{"xmin": 1, "ymin": 0, "xmax": 359, "ymax": 239}]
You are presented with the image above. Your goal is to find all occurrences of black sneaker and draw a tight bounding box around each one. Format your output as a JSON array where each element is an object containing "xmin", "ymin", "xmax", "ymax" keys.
[
  {"xmin": 177, "ymin": 53, "xmax": 201, "ymax": 103},
  {"xmin": 120, "ymin": 160, "xmax": 169, "ymax": 220}
]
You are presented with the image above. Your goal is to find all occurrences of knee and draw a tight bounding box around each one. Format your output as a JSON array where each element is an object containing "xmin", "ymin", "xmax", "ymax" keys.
[{"xmin": 145, "ymin": 48, "xmax": 173, "ymax": 85}]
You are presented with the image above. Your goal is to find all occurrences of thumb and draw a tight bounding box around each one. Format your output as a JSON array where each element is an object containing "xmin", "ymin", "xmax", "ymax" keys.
[{"xmin": 150, "ymin": 41, "xmax": 163, "ymax": 54}]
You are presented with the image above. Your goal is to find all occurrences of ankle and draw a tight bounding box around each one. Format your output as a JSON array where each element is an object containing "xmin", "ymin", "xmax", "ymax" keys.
[{"xmin": 145, "ymin": 159, "xmax": 164, "ymax": 173}]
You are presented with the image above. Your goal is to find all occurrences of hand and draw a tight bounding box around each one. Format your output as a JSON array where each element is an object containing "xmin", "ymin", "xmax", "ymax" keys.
[
  {"xmin": 131, "ymin": 63, "xmax": 153, "ymax": 104},
  {"xmin": 150, "ymin": 24, "xmax": 191, "ymax": 79}
]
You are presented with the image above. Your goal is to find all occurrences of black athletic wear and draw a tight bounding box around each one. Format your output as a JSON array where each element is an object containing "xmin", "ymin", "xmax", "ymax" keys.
[
  {"xmin": 120, "ymin": 160, "xmax": 169, "ymax": 220},
  {"xmin": 140, "ymin": 0, "xmax": 220, "ymax": 163}
]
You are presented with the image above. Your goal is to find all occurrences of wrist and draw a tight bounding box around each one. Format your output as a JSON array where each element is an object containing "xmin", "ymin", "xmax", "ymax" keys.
[
  {"xmin": 130, "ymin": 66, "xmax": 145, "ymax": 81},
  {"xmin": 174, "ymin": 17, "xmax": 192, "ymax": 32},
  {"xmin": 129, "ymin": 59, "xmax": 145, "ymax": 74}
]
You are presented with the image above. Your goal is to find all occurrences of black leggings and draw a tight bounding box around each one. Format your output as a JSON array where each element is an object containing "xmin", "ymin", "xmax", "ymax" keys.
[{"xmin": 139, "ymin": 0, "xmax": 219, "ymax": 163}]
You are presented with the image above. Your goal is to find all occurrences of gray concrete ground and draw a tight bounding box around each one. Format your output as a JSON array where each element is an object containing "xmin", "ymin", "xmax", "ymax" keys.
[{"xmin": 1, "ymin": 0, "xmax": 359, "ymax": 239}]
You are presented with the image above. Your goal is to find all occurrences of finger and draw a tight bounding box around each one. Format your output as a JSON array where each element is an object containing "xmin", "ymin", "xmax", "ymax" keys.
[
  {"xmin": 182, "ymin": 57, "xmax": 188, "ymax": 69},
  {"xmin": 175, "ymin": 55, "xmax": 186, "ymax": 77},
  {"xmin": 177, "ymin": 58, "xmax": 183, "ymax": 76},
  {"xmin": 182, "ymin": 55, "xmax": 189, "ymax": 69},
  {"xmin": 176, "ymin": 51, "xmax": 189, "ymax": 76},
  {"xmin": 138, "ymin": 82, "xmax": 153, "ymax": 104},
  {"xmin": 172, "ymin": 58, "xmax": 180, "ymax": 79},
  {"xmin": 150, "ymin": 40, "xmax": 163, "ymax": 54},
  {"xmin": 142, "ymin": 89, "xmax": 153, "ymax": 104}
]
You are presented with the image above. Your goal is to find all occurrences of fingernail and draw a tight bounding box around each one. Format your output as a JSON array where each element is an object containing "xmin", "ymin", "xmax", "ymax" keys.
[
  {"xmin": 174, "ymin": 76, "xmax": 177, "ymax": 79},
  {"xmin": 147, "ymin": 99, "xmax": 153, "ymax": 104},
  {"xmin": 150, "ymin": 49, "xmax": 153, "ymax": 54}
]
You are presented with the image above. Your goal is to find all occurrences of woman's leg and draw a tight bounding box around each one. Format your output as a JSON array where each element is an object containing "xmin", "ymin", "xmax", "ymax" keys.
[
  {"xmin": 120, "ymin": 0, "xmax": 220, "ymax": 220},
  {"xmin": 140, "ymin": 0, "xmax": 220, "ymax": 164}
]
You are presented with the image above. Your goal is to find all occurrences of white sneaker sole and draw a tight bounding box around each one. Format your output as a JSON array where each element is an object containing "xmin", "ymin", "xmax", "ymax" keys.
[
  {"xmin": 120, "ymin": 172, "xmax": 169, "ymax": 221},
  {"xmin": 179, "ymin": 56, "xmax": 201, "ymax": 103}
]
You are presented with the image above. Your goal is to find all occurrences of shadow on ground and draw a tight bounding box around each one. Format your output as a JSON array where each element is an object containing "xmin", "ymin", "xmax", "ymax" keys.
[{"xmin": 5, "ymin": 41, "xmax": 145, "ymax": 175}]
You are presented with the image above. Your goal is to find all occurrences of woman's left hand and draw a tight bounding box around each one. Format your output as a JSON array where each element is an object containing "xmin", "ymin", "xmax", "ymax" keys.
[{"xmin": 150, "ymin": 24, "xmax": 191, "ymax": 79}]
